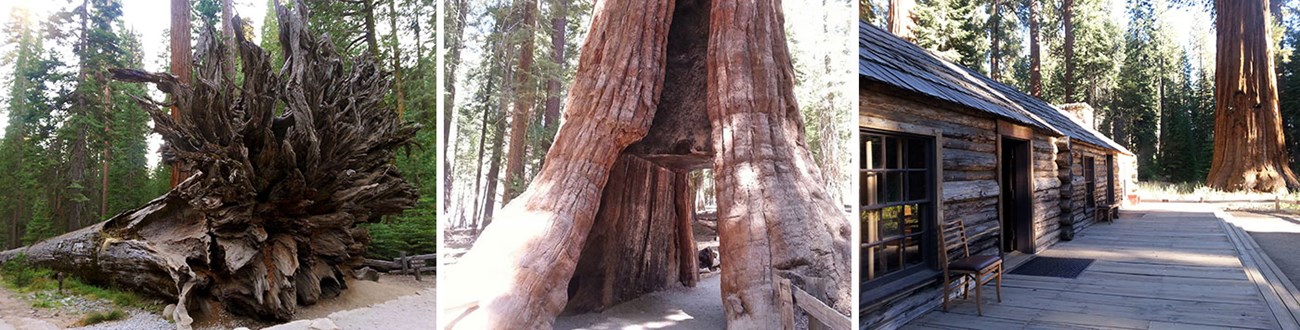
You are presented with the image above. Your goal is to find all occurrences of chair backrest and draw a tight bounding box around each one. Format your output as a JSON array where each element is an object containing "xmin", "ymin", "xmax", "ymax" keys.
[{"xmin": 939, "ymin": 220, "xmax": 971, "ymax": 270}]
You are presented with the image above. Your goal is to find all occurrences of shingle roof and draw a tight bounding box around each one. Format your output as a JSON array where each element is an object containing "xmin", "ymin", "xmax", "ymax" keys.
[{"xmin": 859, "ymin": 21, "xmax": 1130, "ymax": 155}]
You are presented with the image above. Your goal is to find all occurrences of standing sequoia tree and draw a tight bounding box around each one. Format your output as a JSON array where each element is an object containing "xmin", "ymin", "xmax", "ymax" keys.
[
  {"xmin": 441, "ymin": 0, "xmax": 851, "ymax": 328},
  {"xmin": 0, "ymin": 1, "xmax": 417, "ymax": 327},
  {"xmin": 1206, "ymin": 0, "xmax": 1300, "ymax": 192}
]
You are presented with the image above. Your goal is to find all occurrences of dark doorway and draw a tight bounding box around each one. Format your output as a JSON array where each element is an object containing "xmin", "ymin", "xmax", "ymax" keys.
[{"xmin": 1000, "ymin": 137, "xmax": 1034, "ymax": 254}]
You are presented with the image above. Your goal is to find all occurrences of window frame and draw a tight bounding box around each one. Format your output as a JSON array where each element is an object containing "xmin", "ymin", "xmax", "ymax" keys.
[{"xmin": 860, "ymin": 126, "xmax": 943, "ymax": 290}]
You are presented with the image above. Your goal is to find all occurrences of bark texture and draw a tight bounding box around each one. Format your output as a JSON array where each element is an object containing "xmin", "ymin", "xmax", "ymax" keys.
[
  {"xmin": 1, "ymin": 3, "xmax": 417, "ymax": 327},
  {"xmin": 563, "ymin": 155, "xmax": 695, "ymax": 315},
  {"xmin": 439, "ymin": 0, "xmax": 674, "ymax": 328},
  {"xmin": 706, "ymin": 0, "xmax": 852, "ymax": 327},
  {"xmin": 1028, "ymin": 0, "xmax": 1042, "ymax": 97},
  {"xmin": 1206, "ymin": 0, "xmax": 1300, "ymax": 192}
]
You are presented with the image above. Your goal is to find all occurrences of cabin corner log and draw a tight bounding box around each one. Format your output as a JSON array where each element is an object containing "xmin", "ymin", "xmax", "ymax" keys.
[{"xmin": 1, "ymin": 2, "xmax": 418, "ymax": 328}]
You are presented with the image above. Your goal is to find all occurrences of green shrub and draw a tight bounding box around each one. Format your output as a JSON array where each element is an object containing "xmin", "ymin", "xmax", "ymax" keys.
[{"xmin": 78, "ymin": 309, "xmax": 126, "ymax": 326}]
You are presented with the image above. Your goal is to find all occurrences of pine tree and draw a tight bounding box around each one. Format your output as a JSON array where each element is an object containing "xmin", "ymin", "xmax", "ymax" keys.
[{"xmin": 912, "ymin": 0, "xmax": 990, "ymax": 71}]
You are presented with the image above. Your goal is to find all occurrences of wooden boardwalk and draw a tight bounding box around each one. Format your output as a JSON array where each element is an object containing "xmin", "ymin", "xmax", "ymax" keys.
[{"xmin": 905, "ymin": 205, "xmax": 1300, "ymax": 330}]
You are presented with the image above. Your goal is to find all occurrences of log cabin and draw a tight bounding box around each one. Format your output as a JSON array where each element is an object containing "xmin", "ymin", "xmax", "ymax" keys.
[{"xmin": 858, "ymin": 22, "xmax": 1137, "ymax": 329}]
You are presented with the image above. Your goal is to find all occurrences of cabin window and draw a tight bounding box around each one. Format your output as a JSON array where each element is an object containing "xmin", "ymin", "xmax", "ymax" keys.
[{"xmin": 861, "ymin": 131, "xmax": 935, "ymax": 286}]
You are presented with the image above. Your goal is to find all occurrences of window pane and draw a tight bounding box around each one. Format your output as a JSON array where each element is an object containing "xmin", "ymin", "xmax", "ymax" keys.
[
  {"xmin": 863, "ymin": 135, "xmax": 882, "ymax": 169},
  {"xmin": 904, "ymin": 234, "xmax": 923, "ymax": 266},
  {"xmin": 880, "ymin": 205, "xmax": 902, "ymax": 238},
  {"xmin": 906, "ymin": 170, "xmax": 927, "ymax": 201},
  {"xmin": 879, "ymin": 239, "xmax": 901, "ymax": 275},
  {"xmin": 861, "ymin": 171, "xmax": 877, "ymax": 206},
  {"xmin": 884, "ymin": 137, "xmax": 899, "ymax": 169},
  {"xmin": 903, "ymin": 204, "xmax": 922, "ymax": 234},
  {"xmin": 884, "ymin": 172, "xmax": 904, "ymax": 203},
  {"xmin": 906, "ymin": 137, "xmax": 928, "ymax": 169}
]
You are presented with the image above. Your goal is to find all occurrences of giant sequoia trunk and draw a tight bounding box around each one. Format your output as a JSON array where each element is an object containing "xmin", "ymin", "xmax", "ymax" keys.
[
  {"xmin": 440, "ymin": 0, "xmax": 674, "ymax": 327},
  {"xmin": 0, "ymin": 2, "xmax": 417, "ymax": 328},
  {"xmin": 443, "ymin": 0, "xmax": 850, "ymax": 328},
  {"xmin": 1206, "ymin": 0, "xmax": 1300, "ymax": 192},
  {"xmin": 706, "ymin": 0, "xmax": 853, "ymax": 325}
]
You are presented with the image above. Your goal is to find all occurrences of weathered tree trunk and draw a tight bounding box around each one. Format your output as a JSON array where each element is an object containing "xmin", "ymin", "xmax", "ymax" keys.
[
  {"xmin": 0, "ymin": 4, "xmax": 417, "ymax": 328},
  {"xmin": 706, "ymin": 0, "xmax": 852, "ymax": 327},
  {"xmin": 1206, "ymin": 0, "xmax": 1300, "ymax": 192},
  {"xmin": 170, "ymin": 0, "xmax": 193, "ymax": 188},
  {"xmin": 388, "ymin": 0, "xmax": 407, "ymax": 117},
  {"xmin": 1062, "ymin": 0, "xmax": 1075, "ymax": 102},
  {"xmin": 469, "ymin": 84, "xmax": 494, "ymax": 232},
  {"xmin": 502, "ymin": 0, "xmax": 538, "ymax": 203},
  {"xmin": 542, "ymin": 0, "xmax": 569, "ymax": 130},
  {"xmin": 989, "ymin": 0, "xmax": 1001, "ymax": 81},
  {"xmin": 439, "ymin": 0, "xmax": 673, "ymax": 327},
  {"xmin": 363, "ymin": 0, "xmax": 380, "ymax": 56},
  {"xmin": 221, "ymin": 0, "xmax": 236, "ymax": 81},
  {"xmin": 887, "ymin": 0, "xmax": 913, "ymax": 40},
  {"xmin": 445, "ymin": 0, "xmax": 470, "ymax": 212},
  {"xmin": 1029, "ymin": 0, "xmax": 1043, "ymax": 97},
  {"xmin": 563, "ymin": 155, "xmax": 695, "ymax": 315}
]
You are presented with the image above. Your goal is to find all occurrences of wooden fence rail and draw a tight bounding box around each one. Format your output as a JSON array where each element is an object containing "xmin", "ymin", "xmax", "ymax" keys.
[
  {"xmin": 362, "ymin": 252, "xmax": 436, "ymax": 281},
  {"xmin": 1143, "ymin": 195, "xmax": 1300, "ymax": 212},
  {"xmin": 777, "ymin": 278, "xmax": 852, "ymax": 330}
]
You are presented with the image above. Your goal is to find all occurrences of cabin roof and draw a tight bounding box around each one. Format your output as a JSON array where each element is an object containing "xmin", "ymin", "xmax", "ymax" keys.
[{"xmin": 859, "ymin": 22, "xmax": 1130, "ymax": 155}]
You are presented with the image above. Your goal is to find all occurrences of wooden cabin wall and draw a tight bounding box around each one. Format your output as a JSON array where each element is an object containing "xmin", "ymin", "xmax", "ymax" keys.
[
  {"xmin": 860, "ymin": 84, "xmax": 1004, "ymax": 328},
  {"xmin": 1031, "ymin": 135, "xmax": 1063, "ymax": 252},
  {"xmin": 1060, "ymin": 143, "xmax": 1123, "ymax": 236}
]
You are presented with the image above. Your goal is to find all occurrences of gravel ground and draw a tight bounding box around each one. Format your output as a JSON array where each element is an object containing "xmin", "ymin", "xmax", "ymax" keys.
[
  {"xmin": 552, "ymin": 274, "xmax": 724, "ymax": 330},
  {"xmin": 1229, "ymin": 211, "xmax": 1300, "ymax": 289},
  {"xmin": 69, "ymin": 311, "xmax": 170, "ymax": 330}
]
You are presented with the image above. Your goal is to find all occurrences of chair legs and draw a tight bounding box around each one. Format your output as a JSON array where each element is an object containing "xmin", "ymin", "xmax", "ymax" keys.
[
  {"xmin": 946, "ymin": 272, "xmax": 1002, "ymax": 316},
  {"xmin": 996, "ymin": 266, "xmax": 1003, "ymax": 303},
  {"xmin": 975, "ymin": 275, "xmax": 983, "ymax": 316},
  {"xmin": 942, "ymin": 276, "xmax": 951, "ymax": 312}
]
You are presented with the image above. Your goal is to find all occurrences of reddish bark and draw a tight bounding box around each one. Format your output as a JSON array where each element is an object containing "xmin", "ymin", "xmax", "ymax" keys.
[
  {"xmin": 706, "ymin": 0, "xmax": 852, "ymax": 327},
  {"xmin": 1206, "ymin": 0, "xmax": 1300, "ymax": 192},
  {"xmin": 439, "ymin": 0, "xmax": 674, "ymax": 327}
]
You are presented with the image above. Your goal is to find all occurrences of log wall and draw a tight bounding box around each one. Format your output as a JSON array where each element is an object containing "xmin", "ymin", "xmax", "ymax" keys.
[
  {"xmin": 860, "ymin": 83, "xmax": 1073, "ymax": 329},
  {"xmin": 1060, "ymin": 142, "xmax": 1124, "ymax": 235}
]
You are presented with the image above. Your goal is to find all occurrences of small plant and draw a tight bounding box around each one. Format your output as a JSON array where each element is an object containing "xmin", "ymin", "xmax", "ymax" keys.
[{"xmin": 77, "ymin": 309, "xmax": 126, "ymax": 326}]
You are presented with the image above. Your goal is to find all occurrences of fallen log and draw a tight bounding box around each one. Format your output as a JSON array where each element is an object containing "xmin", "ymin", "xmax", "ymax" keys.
[{"xmin": 0, "ymin": 2, "xmax": 417, "ymax": 328}]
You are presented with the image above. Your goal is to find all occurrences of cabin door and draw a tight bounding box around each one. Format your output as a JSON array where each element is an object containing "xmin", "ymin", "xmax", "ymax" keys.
[{"xmin": 1000, "ymin": 137, "xmax": 1034, "ymax": 254}]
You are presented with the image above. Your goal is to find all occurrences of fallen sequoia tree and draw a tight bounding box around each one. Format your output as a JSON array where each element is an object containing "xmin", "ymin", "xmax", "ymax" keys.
[
  {"xmin": 441, "ymin": 0, "xmax": 851, "ymax": 328},
  {"xmin": 0, "ymin": 2, "xmax": 417, "ymax": 328}
]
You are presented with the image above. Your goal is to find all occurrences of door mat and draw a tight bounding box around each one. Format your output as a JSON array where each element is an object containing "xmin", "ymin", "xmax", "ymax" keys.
[{"xmin": 1008, "ymin": 256, "xmax": 1094, "ymax": 278}]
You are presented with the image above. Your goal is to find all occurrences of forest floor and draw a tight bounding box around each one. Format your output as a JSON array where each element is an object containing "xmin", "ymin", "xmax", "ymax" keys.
[{"xmin": 0, "ymin": 273, "xmax": 434, "ymax": 330}]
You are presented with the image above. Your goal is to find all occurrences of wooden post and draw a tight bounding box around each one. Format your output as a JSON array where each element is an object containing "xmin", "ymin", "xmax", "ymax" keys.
[
  {"xmin": 1276, "ymin": 195, "xmax": 1282, "ymax": 212},
  {"xmin": 413, "ymin": 258, "xmax": 422, "ymax": 282},
  {"xmin": 400, "ymin": 251, "xmax": 408, "ymax": 275},
  {"xmin": 777, "ymin": 278, "xmax": 795, "ymax": 330}
]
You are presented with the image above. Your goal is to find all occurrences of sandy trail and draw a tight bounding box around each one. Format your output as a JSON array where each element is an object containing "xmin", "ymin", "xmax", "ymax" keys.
[{"xmin": 552, "ymin": 274, "xmax": 724, "ymax": 330}]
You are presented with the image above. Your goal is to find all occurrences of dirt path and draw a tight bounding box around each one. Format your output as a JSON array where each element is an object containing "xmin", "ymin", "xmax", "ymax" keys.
[
  {"xmin": 1229, "ymin": 211, "xmax": 1300, "ymax": 290},
  {"xmin": 552, "ymin": 274, "xmax": 724, "ymax": 330},
  {"xmin": 0, "ymin": 285, "xmax": 104, "ymax": 329}
]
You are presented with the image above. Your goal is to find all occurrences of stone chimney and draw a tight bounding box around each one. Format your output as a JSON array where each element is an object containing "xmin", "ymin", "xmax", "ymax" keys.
[{"xmin": 1058, "ymin": 103, "xmax": 1095, "ymax": 130}]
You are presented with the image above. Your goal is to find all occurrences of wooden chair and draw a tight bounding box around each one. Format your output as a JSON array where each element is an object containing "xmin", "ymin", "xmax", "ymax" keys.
[{"xmin": 940, "ymin": 220, "xmax": 1003, "ymax": 316}]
